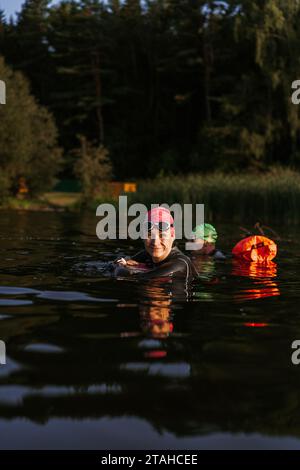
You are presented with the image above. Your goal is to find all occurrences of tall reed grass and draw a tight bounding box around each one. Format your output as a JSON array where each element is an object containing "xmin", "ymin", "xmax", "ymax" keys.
[{"xmin": 128, "ymin": 168, "xmax": 300, "ymax": 223}]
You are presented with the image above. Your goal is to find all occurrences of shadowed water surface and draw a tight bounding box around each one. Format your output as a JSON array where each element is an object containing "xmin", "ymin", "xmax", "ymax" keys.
[{"xmin": 0, "ymin": 211, "xmax": 300, "ymax": 449}]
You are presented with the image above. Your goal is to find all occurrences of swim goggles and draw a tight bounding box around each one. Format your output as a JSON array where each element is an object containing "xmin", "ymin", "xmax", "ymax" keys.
[{"xmin": 144, "ymin": 221, "xmax": 172, "ymax": 233}]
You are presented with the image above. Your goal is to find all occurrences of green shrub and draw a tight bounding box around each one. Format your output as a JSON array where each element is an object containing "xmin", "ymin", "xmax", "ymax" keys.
[
  {"xmin": 0, "ymin": 56, "xmax": 62, "ymax": 196},
  {"xmin": 73, "ymin": 136, "xmax": 113, "ymax": 202}
]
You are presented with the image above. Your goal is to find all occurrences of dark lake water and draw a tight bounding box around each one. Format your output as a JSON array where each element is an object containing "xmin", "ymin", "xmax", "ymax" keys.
[{"xmin": 1, "ymin": 210, "xmax": 300, "ymax": 449}]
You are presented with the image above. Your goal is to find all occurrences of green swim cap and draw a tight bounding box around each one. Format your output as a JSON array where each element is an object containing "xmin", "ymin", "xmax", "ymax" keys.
[{"xmin": 191, "ymin": 223, "xmax": 218, "ymax": 243}]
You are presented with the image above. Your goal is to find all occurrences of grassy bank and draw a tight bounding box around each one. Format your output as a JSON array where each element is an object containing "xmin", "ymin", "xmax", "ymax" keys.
[
  {"xmin": 0, "ymin": 193, "xmax": 81, "ymax": 211},
  {"xmin": 0, "ymin": 197, "xmax": 52, "ymax": 211},
  {"xmin": 128, "ymin": 168, "xmax": 300, "ymax": 223}
]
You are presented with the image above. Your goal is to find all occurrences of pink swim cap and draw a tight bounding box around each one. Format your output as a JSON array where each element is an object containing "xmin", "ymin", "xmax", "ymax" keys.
[
  {"xmin": 146, "ymin": 207, "xmax": 175, "ymax": 236},
  {"xmin": 147, "ymin": 207, "xmax": 174, "ymax": 224}
]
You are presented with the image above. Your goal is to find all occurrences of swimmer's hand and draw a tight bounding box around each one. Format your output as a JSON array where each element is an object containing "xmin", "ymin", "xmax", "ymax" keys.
[
  {"xmin": 114, "ymin": 258, "xmax": 139, "ymax": 267},
  {"xmin": 126, "ymin": 259, "xmax": 139, "ymax": 266}
]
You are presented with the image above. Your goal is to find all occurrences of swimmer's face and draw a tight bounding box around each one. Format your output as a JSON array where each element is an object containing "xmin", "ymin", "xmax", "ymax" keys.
[{"xmin": 144, "ymin": 226, "xmax": 175, "ymax": 263}]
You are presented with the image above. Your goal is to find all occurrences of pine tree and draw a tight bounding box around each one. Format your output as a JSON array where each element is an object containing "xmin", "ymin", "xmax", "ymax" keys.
[
  {"xmin": 48, "ymin": 0, "xmax": 110, "ymax": 145},
  {"xmin": 0, "ymin": 9, "xmax": 6, "ymax": 53}
]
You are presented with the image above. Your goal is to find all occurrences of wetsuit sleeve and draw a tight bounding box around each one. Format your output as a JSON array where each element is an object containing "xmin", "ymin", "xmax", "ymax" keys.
[
  {"xmin": 214, "ymin": 250, "xmax": 231, "ymax": 260},
  {"xmin": 131, "ymin": 250, "xmax": 149, "ymax": 263},
  {"xmin": 137, "ymin": 256, "xmax": 192, "ymax": 280}
]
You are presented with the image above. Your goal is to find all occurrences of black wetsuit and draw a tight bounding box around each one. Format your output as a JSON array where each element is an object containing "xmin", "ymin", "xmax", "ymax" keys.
[
  {"xmin": 131, "ymin": 246, "xmax": 197, "ymax": 282},
  {"xmin": 208, "ymin": 249, "xmax": 228, "ymax": 260},
  {"xmin": 189, "ymin": 248, "xmax": 228, "ymax": 260}
]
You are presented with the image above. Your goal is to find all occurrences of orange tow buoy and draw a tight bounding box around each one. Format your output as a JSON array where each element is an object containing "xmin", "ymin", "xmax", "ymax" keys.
[{"xmin": 232, "ymin": 235, "xmax": 277, "ymax": 263}]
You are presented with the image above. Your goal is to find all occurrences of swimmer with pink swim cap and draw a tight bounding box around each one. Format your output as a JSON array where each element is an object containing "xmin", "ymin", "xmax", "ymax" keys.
[{"xmin": 115, "ymin": 207, "xmax": 196, "ymax": 281}]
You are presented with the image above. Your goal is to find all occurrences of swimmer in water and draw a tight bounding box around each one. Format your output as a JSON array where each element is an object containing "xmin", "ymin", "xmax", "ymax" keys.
[
  {"xmin": 188, "ymin": 223, "xmax": 227, "ymax": 260},
  {"xmin": 115, "ymin": 207, "xmax": 197, "ymax": 282}
]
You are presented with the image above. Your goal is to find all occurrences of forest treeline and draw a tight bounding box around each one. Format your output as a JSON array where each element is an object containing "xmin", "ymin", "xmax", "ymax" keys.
[{"xmin": 1, "ymin": 0, "xmax": 300, "ymax": 183}]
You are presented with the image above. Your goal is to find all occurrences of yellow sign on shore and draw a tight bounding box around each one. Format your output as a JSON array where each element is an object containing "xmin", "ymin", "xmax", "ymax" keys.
[{"xmin": 109, "ymin": 182, "xmax": 137, "ymax": 196}]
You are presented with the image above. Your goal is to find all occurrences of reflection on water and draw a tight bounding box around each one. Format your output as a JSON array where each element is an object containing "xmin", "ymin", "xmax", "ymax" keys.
[
  {"xmin": 139, "ymin": 284, "xmax": 173, "ymax": 340},
  {"xmin": 232, "ymin": 259, "xmax": 280, "ymax": 301},
  {"xmin": 0, "ymin": 212, "xmax": 300, "ymax": 449}
]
